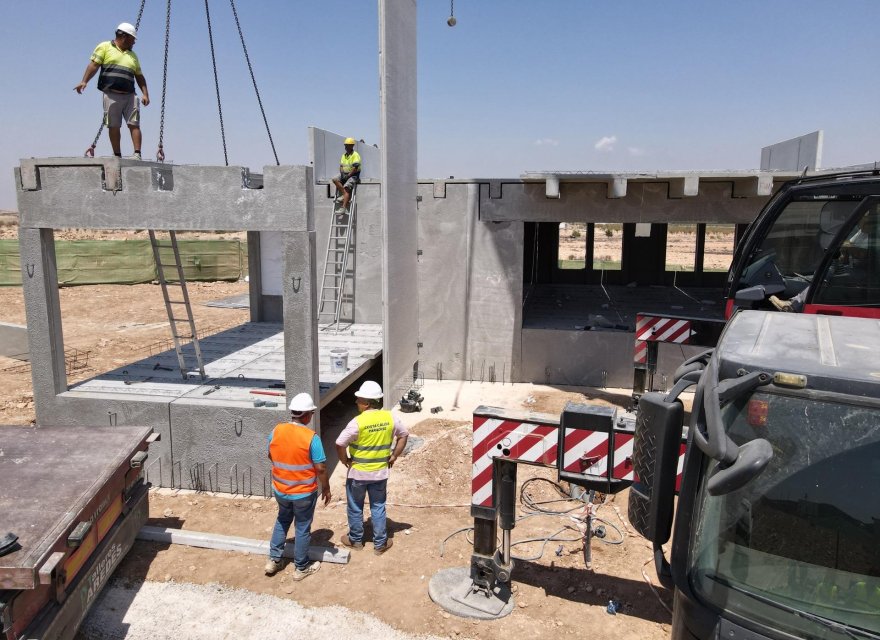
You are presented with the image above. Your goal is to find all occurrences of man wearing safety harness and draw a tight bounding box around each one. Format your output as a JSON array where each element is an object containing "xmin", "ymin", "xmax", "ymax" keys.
[
  {"xmin": 335, "ymin": 381, "xmax": 408, "ymax": 555},
  {"xmin": 265, "ymin": 393, "xmax": 331, "ymax": 580},
  {"xmin": 74, "ymin": 22, "xmax": 150, "ymax": 159}
]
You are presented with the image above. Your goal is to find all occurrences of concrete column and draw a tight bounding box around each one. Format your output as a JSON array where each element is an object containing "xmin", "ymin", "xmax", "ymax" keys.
[
  {"xmin": 282, "ymin": 229, "xmax": 320, "ymax": 433},
  {"xmin": 19, "ymin": 228, "xmax": 66, "ymax": 416},
  {"xmin": 247, "ymin": 231, "xmax": 262, "ymax": 322}
]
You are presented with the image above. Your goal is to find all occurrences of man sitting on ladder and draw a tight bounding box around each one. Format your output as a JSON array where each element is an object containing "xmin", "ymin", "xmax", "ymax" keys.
[{"xmin": 331, "ymin": 137, "xmax": 361, "ymax": 213}]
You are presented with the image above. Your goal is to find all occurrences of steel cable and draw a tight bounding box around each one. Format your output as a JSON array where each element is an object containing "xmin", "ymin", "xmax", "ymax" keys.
[{"xmin": 228, "ymin": 0, "xmax": 279, "ymax": 165}]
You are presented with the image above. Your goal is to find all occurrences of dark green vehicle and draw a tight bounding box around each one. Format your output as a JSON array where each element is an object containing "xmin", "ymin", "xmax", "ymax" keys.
[{"xmin": 629, "ymin": 310, "xmax": 880, "ymax": 639}]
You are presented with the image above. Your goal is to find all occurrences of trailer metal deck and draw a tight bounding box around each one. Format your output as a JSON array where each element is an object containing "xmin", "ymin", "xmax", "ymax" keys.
[{"xmin": 0, "ymin": 425, "xmax": 152, "ymax": 640}]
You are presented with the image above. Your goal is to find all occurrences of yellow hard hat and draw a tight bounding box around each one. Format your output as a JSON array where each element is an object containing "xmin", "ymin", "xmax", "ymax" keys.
[{"xmin": 344, "ymin": 137, "xmax": 356, "ymax": 145}]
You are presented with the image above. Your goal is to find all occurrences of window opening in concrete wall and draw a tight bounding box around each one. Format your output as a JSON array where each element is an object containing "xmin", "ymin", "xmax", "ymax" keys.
[
  {"xmin": 593, "ymin": 223, "xmax": 622, "ymax": 270},
  {"xmin": 666, "ymin": 224, "xmax": 697, "ymax": 273},
  {"xmin": 704, "ymin": 224, "xmax": 736, "ymax": 272},
  {"xmin": 557, "ymin": 222, "xmax": 586, "ymax": 269}
]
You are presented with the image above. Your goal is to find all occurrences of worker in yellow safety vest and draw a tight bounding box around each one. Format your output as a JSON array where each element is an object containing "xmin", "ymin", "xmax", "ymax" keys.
[
  {"xmin": 265, "ymin": 392, "xmax": 331, "ymax": 580},
  {"xmin": 331, "ymin": 137, "xmax": 361, "ymax": 213},
  {"xmin": 335, "ymin": 381, "xmax": 408, "ymax": 555},
  {"xmin": 74, "ymin": 22, "xmax": 150, "ymax": 159}
]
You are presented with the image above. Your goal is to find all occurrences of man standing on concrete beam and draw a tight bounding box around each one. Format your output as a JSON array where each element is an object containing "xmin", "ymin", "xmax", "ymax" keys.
[
  {"xmin": 335, "ymin": 381, "xmax": 408, "ymax": 555},
  {"xmin": 74, "ymin": 22, "xmax": 150, "ymax": 160},
  {"xmin": 265, "ymin": 392, "xmax": 331, "ymax": 580}
]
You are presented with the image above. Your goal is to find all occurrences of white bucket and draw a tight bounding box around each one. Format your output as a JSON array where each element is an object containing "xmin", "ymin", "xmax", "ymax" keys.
[{"xmin": 329, "ymin": 348, "xmax": 349, "ymax": 374}]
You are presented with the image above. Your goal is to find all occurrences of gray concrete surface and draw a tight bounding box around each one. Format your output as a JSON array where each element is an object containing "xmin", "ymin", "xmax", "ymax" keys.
[{"xmin": 380, "ymin": 0, "xmax": 420, "ymax": 403}]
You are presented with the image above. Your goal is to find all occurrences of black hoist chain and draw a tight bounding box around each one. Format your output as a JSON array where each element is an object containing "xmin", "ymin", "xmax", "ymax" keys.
[
  {"xmin": 156, "ymin": 0, "xmax": 171, "ymax": 161},
  {"xmin": 229, "ymin": 0, "xmax": 279, "ymax": 166},
  {"xmin": 204, "ymin": 0, "xmax": 228, "ymax": 166},
  {"xmin": 85, "ymin": 0, "xmax": 148, "ymax": 157}
]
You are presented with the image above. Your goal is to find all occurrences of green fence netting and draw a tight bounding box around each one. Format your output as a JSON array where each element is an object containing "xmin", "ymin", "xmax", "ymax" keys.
[{"xmin": 0, "ymin": 239, "xmax": 247, "ymax": 286}]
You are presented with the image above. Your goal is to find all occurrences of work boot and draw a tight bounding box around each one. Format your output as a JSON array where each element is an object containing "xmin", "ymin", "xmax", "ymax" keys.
[
  {"xmin": 768, "ymin": 295, "xmax": 794, "ymax": 312},
  {"xmin": 264, "ymin": 558, "xmax": 284, "ymax": 575},
  {"xmin": 292, "ymin": 562, "xmax": 321, "ymax": 581},
  {"xmin": 374, "ymin": 539, "xmax": 394, "ymax": 556},
  {"xmin": 341, "ymin": 534, "xmax": 363, "ymax": 550}
]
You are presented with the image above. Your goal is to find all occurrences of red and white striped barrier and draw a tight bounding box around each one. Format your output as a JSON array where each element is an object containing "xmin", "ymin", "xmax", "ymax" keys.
[
  {"xmin": 634, "ymin": 314, "xmax": 693, "ymax": 364},
  {"xmin": 472, "ymin": 408, "xmax": 687, "ymax": 506}
]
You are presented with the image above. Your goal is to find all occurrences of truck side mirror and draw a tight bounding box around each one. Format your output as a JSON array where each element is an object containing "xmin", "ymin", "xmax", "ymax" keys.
[
  {"xmin": 707, "ymin": 438, "xmax": 773, "ymax": 496},
  {"xmin": 628, "ymin": 392, "xmax": 684, "ymax": 545}
]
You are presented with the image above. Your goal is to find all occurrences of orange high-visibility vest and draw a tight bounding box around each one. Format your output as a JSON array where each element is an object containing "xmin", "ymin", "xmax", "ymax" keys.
[{"xmin": 269, "ymin": 422, "xmax": 318, "ymax": 496}]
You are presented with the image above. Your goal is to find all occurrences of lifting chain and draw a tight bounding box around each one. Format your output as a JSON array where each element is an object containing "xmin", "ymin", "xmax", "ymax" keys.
[
  {"xmin": 156, "ymin": 0, "xmax": 171, "ymax": 162},
  {"xmin": 85, "ymin": 0, "xmax": 149, "ymax": 157},
  {"xmin": 204, "ymin": 0, "xmax": 229, "ymax": 166},
  {"xmin": 229, "ymin": 0, "xmax": 279, "ymax": 166}
]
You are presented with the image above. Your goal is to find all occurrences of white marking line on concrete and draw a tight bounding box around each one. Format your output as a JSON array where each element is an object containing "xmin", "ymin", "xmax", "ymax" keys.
[{"xmin": 137, "ymin": 526, "xmax": 350, "ymax": 564}]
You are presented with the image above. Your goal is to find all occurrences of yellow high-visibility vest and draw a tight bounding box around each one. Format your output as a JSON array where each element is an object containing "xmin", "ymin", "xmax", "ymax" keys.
[
  {"xmin": 349, "ymin": 410, "xmax": 394, "ymax": 472},
  {"xmin": 340, "ymin": 151, "xmax": 361, "ymax": 176}
]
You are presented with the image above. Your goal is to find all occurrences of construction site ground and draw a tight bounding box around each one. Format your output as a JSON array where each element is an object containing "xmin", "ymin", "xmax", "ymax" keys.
[{"xmin": 0, "ymin": 226, "xmax": 675, "ymax": 639}]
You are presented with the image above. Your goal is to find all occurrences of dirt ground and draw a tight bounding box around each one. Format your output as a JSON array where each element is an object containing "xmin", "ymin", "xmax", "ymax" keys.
[{"xmin": 0, "ymin": 224, "xmax": 675, "ymax": 638}]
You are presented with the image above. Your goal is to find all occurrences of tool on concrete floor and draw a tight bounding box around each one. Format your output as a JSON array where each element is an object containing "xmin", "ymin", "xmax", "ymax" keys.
[
  {"xmin": 250, "ymin": 390, "xmax": 285, "ymax": 397},
  {"xmin": 202, "ymin": 385, "xmax": 221, "ymax": 395}
]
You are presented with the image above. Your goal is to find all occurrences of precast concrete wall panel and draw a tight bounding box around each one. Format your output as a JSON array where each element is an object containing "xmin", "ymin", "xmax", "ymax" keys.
[
  {"xmin": 465, "ymin": 213, "xmax": 523, "ymax": 383},
  {"xmin": 309, "ymin": 127, "xmax": 380, "ymax": 182},
  {"xmin": 169, "ymin": 402, "xmax": 286, "ymax": 494},
  {"xmin": 761, "ymin": 131, "xmax": 823, "ymax": 171},
  {"xmin": 16, "ymin": 162, "xmax": 312, "ymax": 232},
  {"xmin": 40, "ymin": 395, "xmax": 174, "ymax": 487},
  {"xmin": 479, "ymin": 181, "xmax": 776, "ymax": 224},
  {"xmin": 417, "ymin": 183, "xmax": 470, "ymax": 380},
  {"xmin": 521, "ymin": 329, "xmax": 713, "ymax": 388},
  {"xmin": 379, "ymin": 0, "xmax": 419, "ymax": 400}
]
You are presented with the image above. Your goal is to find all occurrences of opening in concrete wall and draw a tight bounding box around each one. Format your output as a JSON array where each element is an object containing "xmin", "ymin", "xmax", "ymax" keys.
[
  {"xmin": 593, "ymin": 223, "xmax": 622, "ymax": 270},
  {"xmin": 666, "ymin": 224, "xmax": 698, "ymax": 273},
  {"xmin": 704, "ymin": 224, "xmax": 736, "ymax": 272}
]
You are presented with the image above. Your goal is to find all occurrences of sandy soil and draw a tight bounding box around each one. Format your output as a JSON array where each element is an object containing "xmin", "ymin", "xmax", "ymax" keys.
[{"xmin": 0, "ymin": 224, "xmax": 674, "ymax": 638}]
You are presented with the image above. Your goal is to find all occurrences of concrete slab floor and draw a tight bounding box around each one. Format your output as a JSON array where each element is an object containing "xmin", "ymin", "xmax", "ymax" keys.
[{"xmin": 65, "ymin": 322, "xmax": 382, "ymax": 408}]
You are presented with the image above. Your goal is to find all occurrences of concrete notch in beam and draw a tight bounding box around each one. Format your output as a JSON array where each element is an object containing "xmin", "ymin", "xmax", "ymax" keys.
[{"xmin": 669, "ymin": 176, "xmax": 700, "ymax": 198}]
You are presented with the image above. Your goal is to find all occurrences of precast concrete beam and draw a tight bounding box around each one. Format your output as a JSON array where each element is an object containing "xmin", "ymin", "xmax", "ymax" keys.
[{"xmin": 15, "ymin": 160, "xmax": 310, "ymax": 232}]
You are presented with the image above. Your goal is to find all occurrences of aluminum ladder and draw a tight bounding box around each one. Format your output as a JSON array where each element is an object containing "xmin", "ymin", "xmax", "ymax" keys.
[
  {"xmin": 148, "ymin": 230, "xmax": 207, "ymax": 380},
  {"xmin": 318, "ymin": 186, "xmax": 357, "ymax": 332}
]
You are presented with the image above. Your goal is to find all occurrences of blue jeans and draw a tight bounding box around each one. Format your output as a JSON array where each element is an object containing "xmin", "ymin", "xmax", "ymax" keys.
[
  {"xmin": 269, "ymin": 491, "xmax": 317, "ymax": 570},
  {"xmin": 346, "ymin": 478, "xmax": 388, "ymax": 548}
]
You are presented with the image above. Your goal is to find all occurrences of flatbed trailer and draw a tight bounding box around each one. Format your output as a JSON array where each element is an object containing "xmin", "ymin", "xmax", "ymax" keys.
[{"xmin": 0, "ymin": 425, "xmax": 154, "ymax": 640}]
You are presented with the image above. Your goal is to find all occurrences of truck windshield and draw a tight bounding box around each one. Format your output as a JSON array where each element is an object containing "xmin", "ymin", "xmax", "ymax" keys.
[
  {"xmin": 690, "ymin": 391, "xmax": 880, "ymax": 638},
  {"xmin": 736, "ymin": 198, "xmax": 863, "ymax": 301}
]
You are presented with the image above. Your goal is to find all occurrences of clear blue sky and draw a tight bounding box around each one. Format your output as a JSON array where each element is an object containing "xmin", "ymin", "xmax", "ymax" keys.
[{"xmin": 1, "ymin": 0, "xmax": 878, "ymax": 211}]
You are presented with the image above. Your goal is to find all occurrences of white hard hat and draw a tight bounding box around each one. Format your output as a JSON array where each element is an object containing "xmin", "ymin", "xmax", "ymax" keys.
[
  {"xmin": 117, "ymin": 22, "xmax": 137, "ymax": 38},
  {"xmin": 288, "ymin": 392, "xmax": 317, "ymax": 413},
  {"xmin": 354, "ymin": 380, "xmax": 383, "ymax": 400}
]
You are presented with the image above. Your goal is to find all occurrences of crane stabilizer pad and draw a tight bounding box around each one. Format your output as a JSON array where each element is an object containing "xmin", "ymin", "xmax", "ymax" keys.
[
  {"xmin": 0, "ymin": 532, "xmax": 19, "ymax": 557},
  {"xmin": 428, "ymin": 567, "xmax": 515, "ymax": 620}
]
